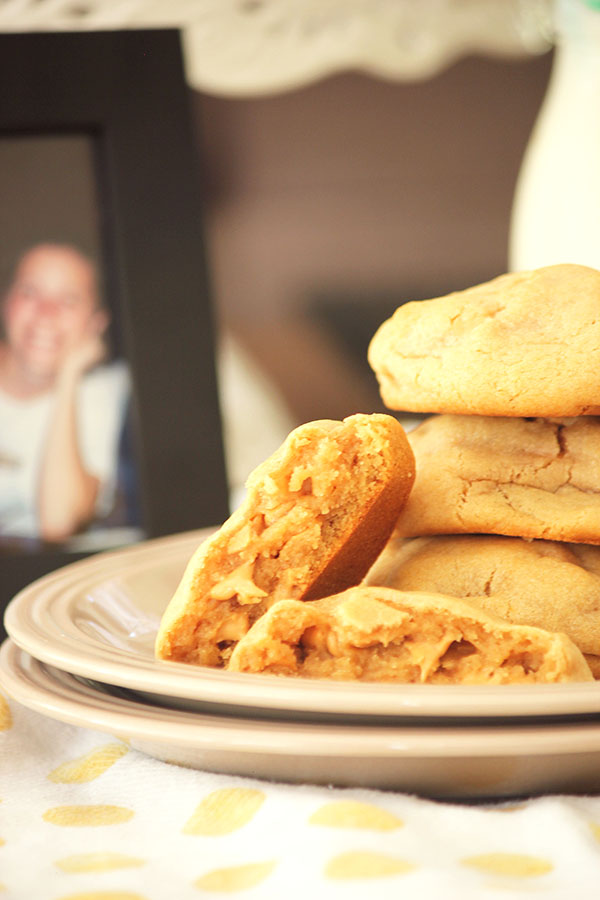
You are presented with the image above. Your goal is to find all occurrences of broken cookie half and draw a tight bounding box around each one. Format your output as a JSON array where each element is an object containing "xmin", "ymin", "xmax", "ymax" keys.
[
  {"xmin": 155, "ymin": 414, "xmax": 415, "ymax": 668},
  {"xmin": 228, "ymin": 586, "xmax": 593, "ymax": 684},
  {"xmin": 365, "ymin": 533, "xmax": 600, "ymax": 660}
]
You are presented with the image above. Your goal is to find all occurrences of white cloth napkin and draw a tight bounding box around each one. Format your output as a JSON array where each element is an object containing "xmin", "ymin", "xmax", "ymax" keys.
[{"xmin": 2, "ymin": 689, "xmax": 600, "ymax": 899}]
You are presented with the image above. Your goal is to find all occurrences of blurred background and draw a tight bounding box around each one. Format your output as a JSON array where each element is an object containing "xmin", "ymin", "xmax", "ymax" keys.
[
  {"xmin": 4, "ymin": 0, "xmax": 591, "ymax": 499},
  {"xmin": 194, "ymin": 52, "xmax": 552, "ymax": 427}
]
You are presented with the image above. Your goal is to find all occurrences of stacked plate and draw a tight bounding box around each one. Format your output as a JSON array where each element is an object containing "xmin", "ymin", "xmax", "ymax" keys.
[{"xmin": 4, "ymin": 528, "xmax": 600, "ymax": 800}]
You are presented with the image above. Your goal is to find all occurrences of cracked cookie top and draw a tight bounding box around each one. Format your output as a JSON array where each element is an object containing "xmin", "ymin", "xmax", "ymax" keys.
[{"xmin": 391, "ymin": 414, "xmax": 600, "ymax": 545}]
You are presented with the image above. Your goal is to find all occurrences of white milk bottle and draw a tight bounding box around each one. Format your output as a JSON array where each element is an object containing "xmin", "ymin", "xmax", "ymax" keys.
[{"xmin": 509, "ymin": 0, "xmax": 600, "ymax": 271}]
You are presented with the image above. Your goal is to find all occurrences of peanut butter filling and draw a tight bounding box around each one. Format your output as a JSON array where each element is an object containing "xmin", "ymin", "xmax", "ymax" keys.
[
  {"xmin": 228, "ymin": 588, "xmax": 592, "ymax": 684},
  {"xmin": 156, "ymin": 415, "xmax": 414, "ymax": 668}
]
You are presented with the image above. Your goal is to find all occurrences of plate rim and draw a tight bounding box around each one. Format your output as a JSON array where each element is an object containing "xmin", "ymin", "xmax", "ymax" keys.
[
  {"xmin": 6, "ymin": 639, "xmax": 600, "ymax": 758},
  {"xmin": 5, "ymin": 529, "xmax": 600, "ymax": 721}
]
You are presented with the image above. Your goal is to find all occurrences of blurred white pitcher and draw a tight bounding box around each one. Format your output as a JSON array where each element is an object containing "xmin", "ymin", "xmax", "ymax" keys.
[{"xmin": 510, "ymin": 0, "xmax": 600, "ymax": 272}]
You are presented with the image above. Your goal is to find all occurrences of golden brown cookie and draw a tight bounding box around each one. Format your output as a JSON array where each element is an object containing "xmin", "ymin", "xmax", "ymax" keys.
[
  {"xmin": 393, "ymin": 414, "xmax": 600, "ymax": 544},
  {"xmin": 368, "ymin": 264, "xmax": 600, "ymax": 417},
  {"xmin": 365, "ymin": 534, "xmax": 600, "ymax": 656},
  {"xmin": 155, "ymin": 414, "xmax": 415, "ymax": 667},
  {"xmin": 228, "ymin": 586, "xmax": 592, "ymax": 684}
]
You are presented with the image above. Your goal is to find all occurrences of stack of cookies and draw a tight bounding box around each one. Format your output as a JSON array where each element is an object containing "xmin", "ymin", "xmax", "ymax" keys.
[
  {"xmin": 367, "ymin": 263, "xmax": 600, "ymax": 678},
  {"xmin": 155, "ymin": 264, "xmax": 599, "ymax": 685},
  {"xmin": 155, "ymin": 408, "xmax": 591, "ymax": 684}
]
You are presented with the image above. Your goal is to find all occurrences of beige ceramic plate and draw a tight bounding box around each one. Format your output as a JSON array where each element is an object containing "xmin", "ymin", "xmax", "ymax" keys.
[
  {"xmin": 4, "ymin": 639, "xmax": 600, "ymax": 799},
  {"xmin": 5, "ymin": 529, "xmax": 600, "ymax": 722}
]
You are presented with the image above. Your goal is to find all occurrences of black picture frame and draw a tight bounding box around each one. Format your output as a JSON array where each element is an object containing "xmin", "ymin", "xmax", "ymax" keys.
[{"xmin": 0, "ymin": 30, "xmax": 230, "ymax": 610}]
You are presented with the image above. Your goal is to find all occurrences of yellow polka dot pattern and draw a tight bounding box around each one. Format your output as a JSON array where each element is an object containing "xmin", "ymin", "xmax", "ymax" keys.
[
  {"xmin": 3, "ymin": 699, "xmax": 599, "ymax": 897},
  {"xmin": 325, "ymin": 851, "xmax": 415, "ymax": 879},
  {"xmin": 195, "ymin": 861, "xmax": 277, "ymax": 892},
  {"xmin": 43, "ymin": 805, "xmax": 135, "ymax": 827},
  {"xmin": 461, "ymin": 853, "xmax": 553, "ymax": 877},
  {"xmin": 55, "ymin": 853, "xmax": 145, "ymax": 873},
  {"xmin": 48, "ymin": 743, "xmax": 129, "ymax": 783},
  {"xmin": 182, "ymin": 788, "xmax": 265, "ymax": 835},
  {"xmin": 309, "ymin": 801, "xmax": 403, "ymax": 830}
]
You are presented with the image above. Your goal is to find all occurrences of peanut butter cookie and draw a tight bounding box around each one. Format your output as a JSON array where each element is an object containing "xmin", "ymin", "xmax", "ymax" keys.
[
  {"xmin": 366, "ymin": 534, "xmax": 600, "ymax": 656},
  {"xmin": 368, "ymin": 264, "xmax": 600, "ymax": 417},
  {"xmin": 393, "ymin": 414, "xmax": 600, "ymax": 544},
  {"xmin": 228, "ymin": 586, "xmax": 592, "ymax": 684},
  {"xmin": 155, "ymin": 414, "xmax": 415, "ymax": 667}
]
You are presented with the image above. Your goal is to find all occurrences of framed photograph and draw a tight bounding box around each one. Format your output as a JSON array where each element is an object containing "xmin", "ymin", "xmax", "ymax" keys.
[{"xmin": 0, "ymin": 30, "xmax": 230, "ymax": 612}]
